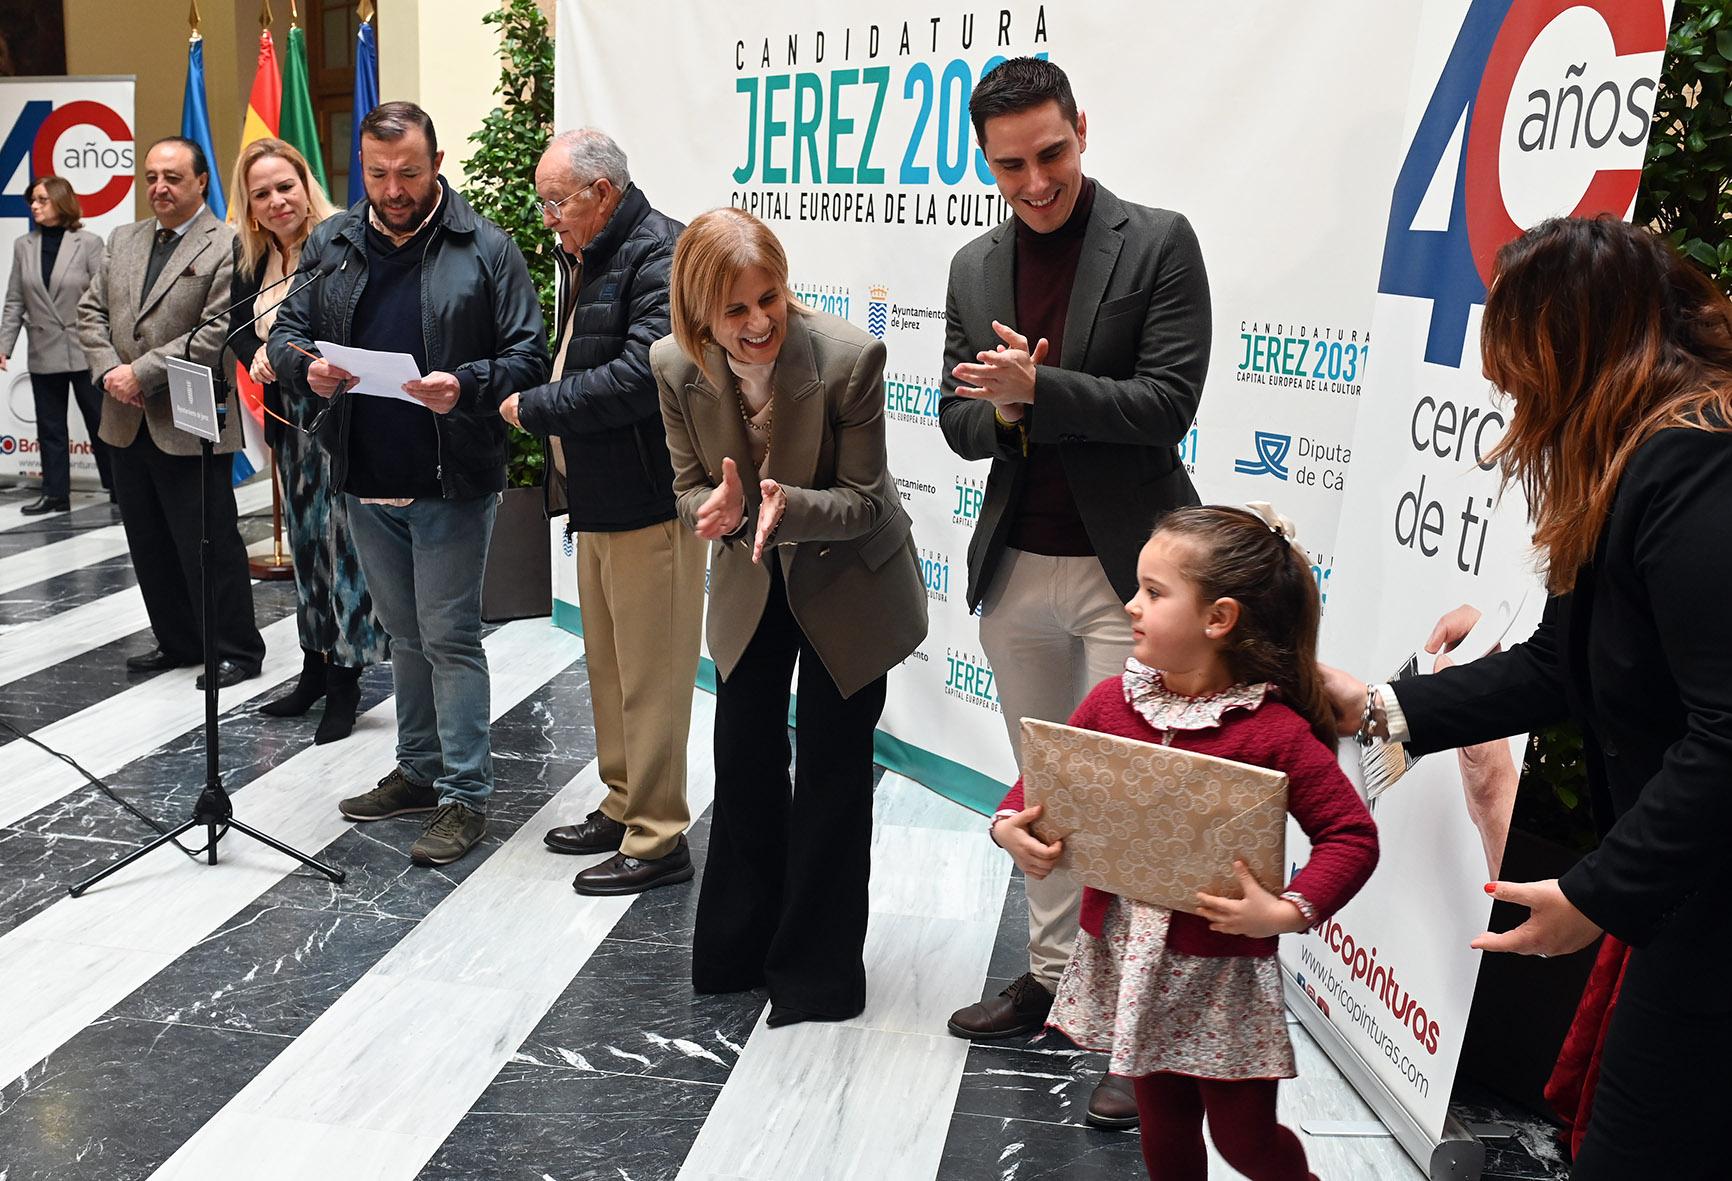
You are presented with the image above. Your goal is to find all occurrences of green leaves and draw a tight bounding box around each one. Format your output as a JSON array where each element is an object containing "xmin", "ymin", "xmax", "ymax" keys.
[
  {"xmin": 462, "ymin": 0, "xmax": 557, "ymax": 489},
  {"xmin": 1636, "ymin": 1, "xmax": 1732, "ymax": 295}
]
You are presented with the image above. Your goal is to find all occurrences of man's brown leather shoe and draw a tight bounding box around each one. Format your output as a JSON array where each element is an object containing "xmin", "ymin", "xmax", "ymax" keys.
[
  {"xmin": 1085, "ymin": 1072, "xmax": 1140, "ymax": 1130},
  {"xmin": 946, "ymin": 971, "xmax": 1054, "ymax": 1039},
  {"xmin": 571, "ymin": 835, "xmax": 693, "ymax": 896},
  {"xmin": 544, "ymin": 808, "xmax": 627, "ymax": 855}
]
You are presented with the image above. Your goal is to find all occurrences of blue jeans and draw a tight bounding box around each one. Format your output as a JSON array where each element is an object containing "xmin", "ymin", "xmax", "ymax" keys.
[{"xmin": 348, "ymin": 494, "xmax": 497, "ymax": 811}]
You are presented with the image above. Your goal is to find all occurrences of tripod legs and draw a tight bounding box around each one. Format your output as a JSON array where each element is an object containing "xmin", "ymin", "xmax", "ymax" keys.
[
  {"xmin": 66, "ymin": 434, "xmax": 345, "ymax": 900},
  {"xmin": 67, "ymin": 815, "xmax": 346, "ymax": 897}
]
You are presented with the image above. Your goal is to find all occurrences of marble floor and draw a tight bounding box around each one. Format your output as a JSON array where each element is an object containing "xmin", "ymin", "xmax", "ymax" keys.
[{"xmin": 0, "ymin": 481, "xmax": 1574, "ymax": 1180}]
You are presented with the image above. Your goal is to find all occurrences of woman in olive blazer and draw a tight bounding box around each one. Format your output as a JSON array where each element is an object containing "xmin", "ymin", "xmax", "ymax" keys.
[
  {"xmin": 654, "ymin": 207, "xmax": 927, "ymax": 1026},
  {"xmin": 0, "ymin": 176, "xmax": 110, "ymax": 511}
]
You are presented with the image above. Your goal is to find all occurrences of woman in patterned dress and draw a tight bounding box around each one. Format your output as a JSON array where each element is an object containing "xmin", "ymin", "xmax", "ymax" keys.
[{"xmin": 228, "ymin": 138, "xmax": 387, "ymax": 743}]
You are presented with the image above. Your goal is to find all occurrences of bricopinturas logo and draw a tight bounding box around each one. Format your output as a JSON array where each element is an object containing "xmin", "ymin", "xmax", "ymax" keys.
[
  {"xmin": 1379, "ymin": 0, "xmax": 1667, "ymax": 368},
  {"xmin": 1, "ymin": 99, "xmax": 135, "ymax": 221}
]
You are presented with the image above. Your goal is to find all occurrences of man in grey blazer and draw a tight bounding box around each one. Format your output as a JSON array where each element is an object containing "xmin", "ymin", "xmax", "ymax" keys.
[
  {"xmin": 78, "ymin": 137, "xmax": 264, "ymax": 684},
  {"xmin": 938, "ymin": 58, "xmax": 1211, "ymax": 1128}
]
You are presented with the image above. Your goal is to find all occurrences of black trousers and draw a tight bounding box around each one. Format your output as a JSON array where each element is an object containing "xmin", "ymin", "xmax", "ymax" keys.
[
  {"xmin": 693, "ymin": 562, "xmax": 886, "ymax": 1019},
  {"xmin": 110, "ymin": 428, "xmax": 265, "ymax": 668},
  {"xmin": 1571, "ymin": 888, "xmax": 1732, "ymax": 1179},
  {"xmin": 30, "ymin": 369, "xmax": 112, "ymax": 498}
]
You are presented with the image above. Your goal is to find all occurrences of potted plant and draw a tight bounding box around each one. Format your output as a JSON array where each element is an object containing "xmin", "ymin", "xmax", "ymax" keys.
[{"xmin": 466, "ymin": 0, "xmax": 556, "ymax": 622}]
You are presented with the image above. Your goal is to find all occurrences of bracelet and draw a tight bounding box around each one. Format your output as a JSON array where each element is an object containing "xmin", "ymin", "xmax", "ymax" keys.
[
  {"xmin": 1280, "ymin": 890, "xmax": 1319, "ymax": 930},
  {"xmin": 1355, "ymin": 685, "xmax": 1387, "ymax": 746},
  {"xmin": 987, "ymin": 809, "xmax": 1017, "ymax": 848}
]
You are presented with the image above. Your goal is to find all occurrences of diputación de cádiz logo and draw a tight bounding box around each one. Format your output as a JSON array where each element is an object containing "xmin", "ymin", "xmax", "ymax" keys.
[{"xmin": 1234, "ymin": 431, "xmax": 1293, "ymax": 481}]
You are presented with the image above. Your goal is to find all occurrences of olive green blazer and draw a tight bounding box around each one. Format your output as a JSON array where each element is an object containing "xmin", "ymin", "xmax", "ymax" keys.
[{"xmin": 653, "ymin": 310, "xmax": 927, "ymax": 699}]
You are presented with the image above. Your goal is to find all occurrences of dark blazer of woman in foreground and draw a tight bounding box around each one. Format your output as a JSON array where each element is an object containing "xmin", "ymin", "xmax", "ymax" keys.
[{"xmin": 1333, "ymin": 216, "xmax": 1732, "ymax": 1180}]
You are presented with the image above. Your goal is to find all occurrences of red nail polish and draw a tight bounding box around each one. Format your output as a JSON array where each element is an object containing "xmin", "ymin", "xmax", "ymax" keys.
[{"xmin": 1483, "ymin": 883, "xmax": 1497, "ymax": 895}]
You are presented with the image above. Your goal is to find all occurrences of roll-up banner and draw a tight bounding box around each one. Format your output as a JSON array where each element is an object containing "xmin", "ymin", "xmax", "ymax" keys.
[
  {"xmin": 0, "ymin": 77, "xmax": 137, "ymax": 485},
  {"xmin": 556, "ymin": 0, "xmax": 1423, "ymax": 804},
  {"xmin": 1290, "ymin": 0, "xmax": 1671, "ymax": 1172},
  {"xmin": 556, "ymin": 2, "xmax": 1673, "ymax": 1173}
]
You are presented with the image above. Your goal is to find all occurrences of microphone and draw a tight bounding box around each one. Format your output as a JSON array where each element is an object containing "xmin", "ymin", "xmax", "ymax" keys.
[
  {"xmin": 218, "ymin": 263, "xmax": 333, "ymax": 376},
  {"xmin": 182, "ymin": 259, "xmax": 333, "ymax": 365},
  {"xmin": 212, "ymin": 264, "xmax": 336, "ymax": 428}
]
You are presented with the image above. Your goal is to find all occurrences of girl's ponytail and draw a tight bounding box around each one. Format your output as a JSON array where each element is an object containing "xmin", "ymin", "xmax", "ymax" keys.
[{"xmin": 1153, "ymin": 506, "xmax": 1335, "ymax": 747}]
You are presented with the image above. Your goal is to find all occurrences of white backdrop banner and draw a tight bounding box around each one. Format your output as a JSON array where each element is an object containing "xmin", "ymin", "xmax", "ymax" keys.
[
  {"xmin": 0, "ymin": 77, "xmax": 136, "ymax": 484},
  {"xmin": 556, "ymin": 0, "xmax": 1423, "ymax": 808},
  {"xmin": 555, "ymin": 2, "xmax": 1674, "ymax": 1171},
  {"xmin": 1289, "ymin": 0, "xmax": 1673, "ymax": 1165}
]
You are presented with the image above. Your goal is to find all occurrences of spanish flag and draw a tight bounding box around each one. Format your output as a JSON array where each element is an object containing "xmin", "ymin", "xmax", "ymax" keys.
[
  {"xmin": 232, "ymin": 25, "xmax": 282, "ymax": 485},
  {"xmin": 241, "ymin": 27, "xmax": 282, "ymax": 146}
]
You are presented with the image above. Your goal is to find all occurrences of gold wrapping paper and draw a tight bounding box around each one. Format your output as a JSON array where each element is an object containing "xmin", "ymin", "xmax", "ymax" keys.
[{"xmin": 1020, "ymin": 719, "xmax": 1289, "ymax": 916}]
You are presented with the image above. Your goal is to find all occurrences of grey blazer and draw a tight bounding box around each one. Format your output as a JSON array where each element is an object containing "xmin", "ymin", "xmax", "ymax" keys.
[
  {"xmin": 654, "ymin": 311, "xmax": 928, "ymax": 699},
  {"xmin": 77, "ymin": 207, "xmax": 243, "ymax": 456},
  {"xmin": 0, "ymin": 228, "xmax": 103, "ymax": 373},
  {"xmin": 938, "ymin": 182, "xmax": 1212, "ymax": 609}
]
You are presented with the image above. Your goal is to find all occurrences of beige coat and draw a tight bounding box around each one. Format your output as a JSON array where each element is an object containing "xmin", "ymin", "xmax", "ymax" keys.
[
  {"xmin": 653, "ymin": 310, "xmax": 927, "ymax": 699},
  {"xmin": 77, "ymin": 207, "xmax": 243, "ymax": 455},
  {"xmin": 0, "ymin": 228, "xmax": 103, "ymax": 373}
]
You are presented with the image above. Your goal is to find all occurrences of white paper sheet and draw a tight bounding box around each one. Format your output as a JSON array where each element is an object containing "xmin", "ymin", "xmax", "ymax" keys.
[{"xmin": 313, "ymin": 340, "xmax": 428, "ymax": 406}]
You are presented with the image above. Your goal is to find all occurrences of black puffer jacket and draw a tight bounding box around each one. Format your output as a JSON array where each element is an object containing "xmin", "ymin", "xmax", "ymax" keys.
[
  {"xmin": 268, "ymin": 180, "xmax": 549, "ymax": 499},
  {"xmin": 516, "ymin": 184, "xmax": 682, "ymax": 532}
]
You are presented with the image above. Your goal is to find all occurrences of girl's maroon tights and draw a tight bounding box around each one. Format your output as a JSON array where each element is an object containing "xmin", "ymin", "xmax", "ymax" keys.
[{"xmin": 1131, "ymin": 1072, "xmax": 1318, "ymax": 1181}]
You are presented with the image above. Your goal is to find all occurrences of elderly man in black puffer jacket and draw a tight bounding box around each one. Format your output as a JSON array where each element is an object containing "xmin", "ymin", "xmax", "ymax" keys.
[{"xmin": 500, "ymin": 129, "xmax": 705, "ymax": 898}]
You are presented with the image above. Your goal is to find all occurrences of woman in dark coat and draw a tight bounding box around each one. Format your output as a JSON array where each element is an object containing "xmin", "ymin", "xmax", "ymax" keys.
[
  {"xmin": 1331, "ymin": 216, "xmax": 1732, "ymax": 1179},
  {"xmin": 228, "ymin": 137, "xmax": 386, "ymax": 742}
]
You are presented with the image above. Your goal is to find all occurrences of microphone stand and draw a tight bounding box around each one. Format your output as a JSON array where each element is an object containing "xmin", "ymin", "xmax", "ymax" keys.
[{"xmin": 70, "ymin": 266, "xmax": 344, "ymax": 896}]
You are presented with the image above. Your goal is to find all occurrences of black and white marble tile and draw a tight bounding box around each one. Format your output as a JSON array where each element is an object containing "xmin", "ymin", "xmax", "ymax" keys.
[{"xmin": 0, "ymin": 483, "xmax": 1588, "ymax": 1181}]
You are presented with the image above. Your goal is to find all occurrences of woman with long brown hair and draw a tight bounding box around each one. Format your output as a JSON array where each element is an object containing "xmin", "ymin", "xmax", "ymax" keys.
[
  {"xmin": 228, "ymin": 137, "xmax": 385, "ymax": 742},
  {"xmin": 1330, "ymin": 215, "xmax": 1732, "ymax": 1178}
]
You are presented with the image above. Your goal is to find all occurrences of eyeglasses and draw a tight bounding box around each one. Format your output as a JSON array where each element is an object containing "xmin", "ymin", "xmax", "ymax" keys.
[{"xmin": 538, "ymin": 178, "xmax": 601, "ymax": 220}]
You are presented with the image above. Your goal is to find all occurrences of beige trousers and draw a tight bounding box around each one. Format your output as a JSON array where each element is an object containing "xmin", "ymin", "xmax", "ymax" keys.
[
  {"xmin": 978, "ymin": 548, "xmax": 1135, "ymax": 990},
  {"xmin": 576, "ymin": 519, "xmax": 708, "ymax": 859}
]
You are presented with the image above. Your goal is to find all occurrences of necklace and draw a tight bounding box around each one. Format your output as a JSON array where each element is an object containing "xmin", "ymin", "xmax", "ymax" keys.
[{"xmin": 737, "ymin": 389, "xmax": 772, "ymax": 465}]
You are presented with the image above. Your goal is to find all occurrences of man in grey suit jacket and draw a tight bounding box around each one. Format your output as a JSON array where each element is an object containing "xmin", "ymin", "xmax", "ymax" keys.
[
  {"xmin": 78, "ymin": 137, "xmax": 264, "ymax": 684},
  {"xmin": 938, "ymin": 58, "xmax": 1211, "ymax": 1129}
]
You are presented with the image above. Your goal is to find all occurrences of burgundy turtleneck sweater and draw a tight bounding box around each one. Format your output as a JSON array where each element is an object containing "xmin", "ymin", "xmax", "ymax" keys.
[{"xmin": 1008, "ymin": 177, "xmax": 1097, "ymax": 556}]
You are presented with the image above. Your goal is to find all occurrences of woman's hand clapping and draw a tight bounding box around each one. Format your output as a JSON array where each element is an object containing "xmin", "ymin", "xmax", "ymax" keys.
[
  {"xmin": 695, "ymin": 456, "xmax": 746, "ymax": 541},
  {"xmin": 752, "ymin": 479, "xmax": 786, "ymax": 563}
]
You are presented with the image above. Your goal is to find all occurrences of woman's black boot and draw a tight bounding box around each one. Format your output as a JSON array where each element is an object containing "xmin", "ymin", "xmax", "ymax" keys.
[
  {"xmin": 259, "ymin": 649, "xmax": 326, "ymax": 717},
  {"xmin": 314, "ymin": 663, "xmax": 363, "ymax": 744}
]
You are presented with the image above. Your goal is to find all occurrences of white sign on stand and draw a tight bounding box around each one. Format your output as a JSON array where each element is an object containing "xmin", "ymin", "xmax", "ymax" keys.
[{"xmin": 164, "ymin": 357, "xmax": 220, "ymax": 443}]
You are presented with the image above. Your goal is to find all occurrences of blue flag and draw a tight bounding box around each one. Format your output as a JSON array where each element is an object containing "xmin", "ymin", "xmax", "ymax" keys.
[
  {"xmin": 180, "ymin": 36, "xmax": 226, "ymax": 219},
  {"xmin": 349, "ymin": 21, "xmax": 379, "ymax": 206}
]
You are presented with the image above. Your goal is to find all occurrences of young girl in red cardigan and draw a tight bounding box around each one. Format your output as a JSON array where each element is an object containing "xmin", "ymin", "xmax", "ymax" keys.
[{"xmin": 990, "ymin": 504, "xmax": 1379, "ymax": 1180}]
